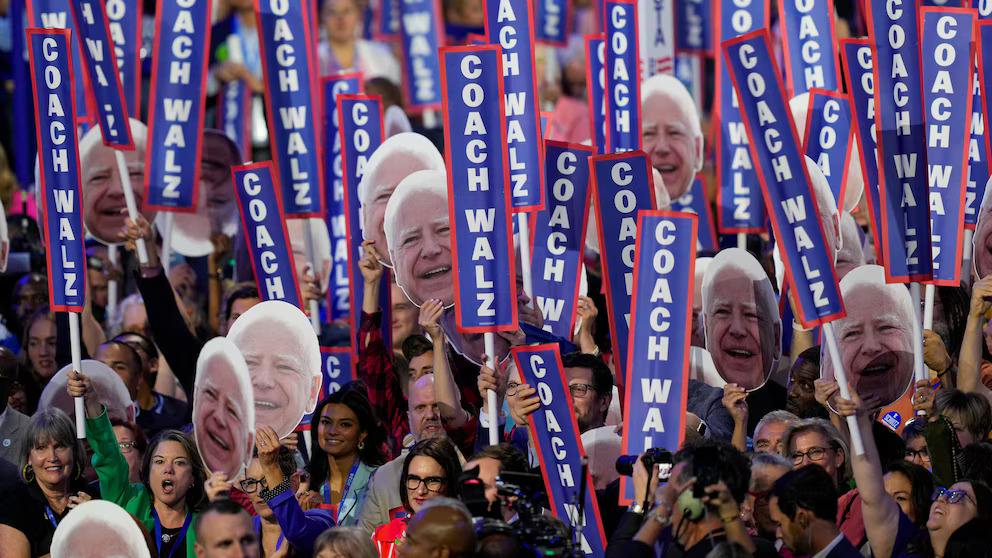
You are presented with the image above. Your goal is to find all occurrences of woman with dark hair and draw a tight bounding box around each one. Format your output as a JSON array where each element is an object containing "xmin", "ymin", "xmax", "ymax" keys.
[
  {"xmin": 19, "ymin": 307, "xmax": 56, "ymax": 412},
  {"xmin": 68, "ymin": 369, "xmax": 208, "ymax": 557},
  {"xmin": 837, "ymin": 391, "xmax": 992, "ymax": 558},
  {"xmin": 19, "ymin": 407, "xmax": 100, "ymax": 554},
  {"xmin": 883, "ymin": 461, "xmax": 934, "ymax": 529},
  {"xmin": 372, "ymin": 437, "xmax": 462, "ymax": 556},
  {"xmin": 303, "ymin": 381, "xmax": 388, "ymax": 526}
]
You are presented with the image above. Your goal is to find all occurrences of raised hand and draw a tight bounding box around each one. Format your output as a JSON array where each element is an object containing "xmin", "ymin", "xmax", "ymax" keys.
[
  {"xmin": 358, "ymin": 240, "xmax": 384, "ymax": 286},
  {"xmin": 419, "ymin": 298, "xmax": 445, "ymax": 341}
]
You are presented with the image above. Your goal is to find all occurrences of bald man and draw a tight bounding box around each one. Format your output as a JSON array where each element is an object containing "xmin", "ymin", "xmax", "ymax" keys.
[{"xmin": 399, "ymin": 498, "xmax": 477, "ymax": 558}]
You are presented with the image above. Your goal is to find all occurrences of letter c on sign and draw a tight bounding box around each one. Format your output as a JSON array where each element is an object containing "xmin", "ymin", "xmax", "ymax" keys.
[
  {"xmin": 243, "ymin": 172, "xmax": 261, "ymax": 195},
  {"xmin": 43, "ymin": 37, "xmax": 58, "ymax": 61},
  {"xmin": 326, "ymin": 356, "xmax": 340, "ymax": 377},
  {"xmin": 352, "ymin": 103, "xmax": 369, "ymax": 126},
  {"xmin": 557, "ymin": 151, "xmax": 577, "ymax": 175},
  {"xmin": 611, "ymin": 162, "xmax": 632, "ymax": 186},
  {"xmin": 461, "ymin": 55, "xmax": 482, "ymax": 79},
  {"xmin": 530, "ymin": 355, "xmax": 547, "ymax": 378},
  {"xmin": 937, "ymin": 16, "xmax": 957, "ymax": 40},
  {"xmin": 739, "ymin": 44, "xmax": 757, "ymax": 69},
  {"xmin": 655, "ymin": 220, "xmax": 676, "ymax": 245}
]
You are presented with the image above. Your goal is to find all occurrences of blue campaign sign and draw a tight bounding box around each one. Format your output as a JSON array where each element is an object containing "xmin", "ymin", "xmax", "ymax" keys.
[
  {"xmin": 440, "ymin": 45, "xmax": 518, "ymax": 333},
  {"xmin": 255, "ymin": 0, "xmax": 325, "ymax": 217},
  {"xmin": 530, "ymin": 141, "xmax": 593, "ymax": 340},
  {"xmin": 374, "ymin": 0, "xmax": 400, "ymax": 40},
  {"xmin": 28, "ymin": 29, "xmax": 87, "ymax": 312},
  {"xmin": 604, "ymin": 0, "xmax": 640, "ymax": 153},
  {"xmin": 216, "ymin": 79, "xmax": 252, "ymax": 161},
  {"xmin": 865, "ymin": 0, "xmax": 933, "ymax": 283},
  {"xmin": 777, "ymin": 0, "xmax": 841, "ymax": 97},
  {"xmin": 670, "ymin": 174, "xmax": 719, "ymax": 251},
  {"xmin": 483, "ymin": 0, "xmax": 545, "ymax": 211},
  {"xmin": 338, "ymin": 94, "xmax": 391, "ymax": 357},
  {"xmin": 922, "ymin": 7, "xmax": 974, "ymax": 285},
  {"xmin": 676, "ymin": 0, "xmax": 712, "ymax": 53},
  {"xmin": 591, "ymin": 151, "xmax": 656, "ymax": 388},
  {"xmin": 966, "ymin": 49, "xmax": 988, "ymax": 229},
  {"xmin": 585, "ymin": 34, "xmax": 607, "ymax": 155},
  {"xmin": 323, "ymin": 73, "xmax": 363, "ymax": 322},
  {"xmin": 536, "ymin": 0, "xmax": 569, "ymax": 45},
  {"xmin": 399, "ymin": 0, "xmax": 444, "ymax": 110},
  {"xmin": 713, "ymin": 0, "xmax": 768, "ymax": 233},
  {"xmin": 980, "ymin": 22, "xmax": 992, "ymax": 207},
  {"xmin": 840, "ymin": 39, "xmax": 886, "ymax": 267},
  {"xmin": 320, "ymin": 347, "xmax": 354, "ymax": 397},
  {"xmin": 512, "ymin": 344, "xmax": 608, "ymax": 557},
  {"xmin": 144, "ymin": 0, "xmax": 212, "ymax": 212},
  {"xmin": 69, "ymin": 0, "xmax": 133, "ymax": 149},
  {"xmin": 28, "ymin": 0, "xmax": 90, "ymax": 124},
  {"xmin": 723, "ymin": 30, "xmax": 845, "ymax": 327},
  {"xmin": 104, "ymin": 0, "xmax": 140, "ymax": 119},
  {"xmin": 232, "ymin": 162, "xmax": 303, "ymax": 307},
  {"xmin": 803, "ymin": 89, "xmax": 854, "ymax": 207},
  {"xmin": 620, "ymin": 211, "xmax": 694, "ymax": 504}
]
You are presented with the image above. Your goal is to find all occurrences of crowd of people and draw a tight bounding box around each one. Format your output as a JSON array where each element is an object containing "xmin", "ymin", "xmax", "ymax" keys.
[{"xmin": 0, "ymin": 0, "xmax": 991, "ymax": 556}]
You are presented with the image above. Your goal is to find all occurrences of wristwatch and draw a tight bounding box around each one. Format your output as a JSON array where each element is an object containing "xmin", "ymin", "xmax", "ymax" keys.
[{"xmin": 628, "ymin": 502, "xmax": 647, "ymax": 514}]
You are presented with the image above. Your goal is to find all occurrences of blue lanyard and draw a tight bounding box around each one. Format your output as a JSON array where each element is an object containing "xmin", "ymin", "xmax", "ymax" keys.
[
  {"xmin": 324, "ymin": 460, "xmax": 361, "ymax": 522},
  {"xmin": 252, "ymin": 516, "xmax": 286, "ymax": 550},
  {"xmin": 153, "ymin": 508, "xmax": 192, "ymax": 558},
  {"xmin": 44, "ymin": 506, "xmax": 58, "ymax": 528}
]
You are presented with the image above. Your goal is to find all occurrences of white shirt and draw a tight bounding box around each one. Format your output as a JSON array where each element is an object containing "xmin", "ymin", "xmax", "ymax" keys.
[{"xmin": 811, "ymin": 533, "xmax": 845, "ymax": 558}]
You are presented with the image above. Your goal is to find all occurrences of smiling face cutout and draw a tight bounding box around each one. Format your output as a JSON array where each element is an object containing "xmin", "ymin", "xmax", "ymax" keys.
[{"xmin": 193, "ymin": 337, "xmax": 255, "ymax": 478}]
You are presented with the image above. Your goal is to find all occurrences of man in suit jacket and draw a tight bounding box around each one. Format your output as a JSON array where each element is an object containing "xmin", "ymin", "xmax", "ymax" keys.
[
  {"xmin": 769, "ymin": 466, "xmax": 863, "ymax": 558},
  {"xmin": 0, "ymin": 347, "xmax": 29, "ymax": 464}
]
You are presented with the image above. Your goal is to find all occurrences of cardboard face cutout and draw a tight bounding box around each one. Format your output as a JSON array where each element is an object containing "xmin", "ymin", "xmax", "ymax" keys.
[
  {"xmin": 193, "ymin": 337, "xmax": 255, "ymax": 478},
  {"xmin": 820, "ymin": 265, "xmax": 915, "ymax": 410},
  {"xmin": 836, "ymin": 212, "xmax": 866, "ymax": 281},
  {"xmin": 384, "ymin": 169, "xmax": 454, "ymax": 308},
  {"xmin": 51, "ymin": 500, "xmax": 151, "ymax": 558},
  {"xmin": 701, "ymin": 248, "xmax": 782, "ymax": 391},
  {"xmin": 78, "ymin": 119, "xmax": 156, "ymax": 245},
  {"xmin": 640, "ymin": 74, "xmax": 704, "ymax": 201},
  {"xmin": 167, "ymin": 130, "xmax": 242, "ymax": 257},
  {"xmin": 226, "ymin": 300, "xmax": 322, "ymax": 438},
  {"xmin": 358, "ymin": 132, "xmax": 446, "ymax": 267},
  {"xmin": 41, "ymin": 360, "xmax": 133, "ymax": 422},
  {"xmin": 0, "ymin": 197, "xmax": 9, "ymax": 273},
  {"xmin": 973, "ymin": 176, "xmax": 992, "ymax": 279}
]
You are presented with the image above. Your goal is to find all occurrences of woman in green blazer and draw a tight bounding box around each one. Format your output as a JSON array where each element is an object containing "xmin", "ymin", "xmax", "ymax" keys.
[{"xmin": 69, "ymin": 369, "xmax": 207, "ymax": 558}]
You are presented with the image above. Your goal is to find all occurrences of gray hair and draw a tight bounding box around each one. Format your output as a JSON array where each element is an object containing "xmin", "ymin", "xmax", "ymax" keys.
[
  {"xmin": 749, "ymin": 451, "xmax": 793, "ymax": 471},
  {"xmin": 314, "ymin": 526, "xmax": 377, "ymax": 558},
  {"xmin": 780, "ymin": 418, "xmax": 851, "ymax": 482},
  {"xmin": 21, "ymin": 407, "xmax": 87, "ymax": 479},
  {"xmin": 754, "ymin": 410, "xmax": 800, "ymax": 439},
  {"xmin": 641, "ymin": 74, "xmax": 703, "ymax": 144},
  {"xmin": 107, "ymin": 293, "xmax": 145, "ymax": 339}
]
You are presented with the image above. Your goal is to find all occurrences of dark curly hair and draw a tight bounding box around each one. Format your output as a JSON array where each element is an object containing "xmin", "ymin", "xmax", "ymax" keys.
[
  {"xmin": 400, "ymin": 438, "xmax": 462, "ymax": 515},
  {"xmin": 307, "ymin": 381, "xmax": 389, "ymax": 488}
]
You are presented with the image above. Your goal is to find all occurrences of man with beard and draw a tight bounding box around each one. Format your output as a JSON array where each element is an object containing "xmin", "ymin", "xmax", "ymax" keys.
[
  {"xmin": 357, "ymin": 374, "xmax": 468, "ymax": 533},
  {"xmin": 820, "ymin": 265, "xmax": 915, "ymax": 410},
  {"xmin": 769, "ymin": 466, "xmax": 862, "ymax": 558},
  {"xmin": 508, "ymin": 352, "xmax": 614, "ymax": 436}
]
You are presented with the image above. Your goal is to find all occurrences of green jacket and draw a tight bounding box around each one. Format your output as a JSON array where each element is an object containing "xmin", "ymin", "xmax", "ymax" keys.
[{"xmin": 87, "ymin": 409, "xmax": 198, "ymax": 556}]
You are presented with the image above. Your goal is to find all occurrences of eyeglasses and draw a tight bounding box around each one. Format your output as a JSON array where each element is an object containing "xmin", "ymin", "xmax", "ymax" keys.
[
  {"xmin": 506, "ymin": 382, "xmax": 521, "ymax": 397},
  {"xmin": 790, "ymin": 446, "xmax": 834, "ymax": 465},
  {"xmin": 904, "ymin": 448, "xmax": 931, "ymax": 462},
  {"xmin": 240, "ymin": 477, "xmax": 269, "ymax": 494},
  {"xmin": 405, "ymin": 474, "xmax": 446, "ymax": 493},
  {"xmin": 747, "ymin": 489, "xmax": 771, "ymax": 504},
  {"xmin": 118, "ymin": 442, "xmax": 136, "ymax": 454},
  {"xmin": 932, "ymin": 487, "xmax": 975, "ymax": 505},
  {"xmin": 568, "ymin": 383, "xmax": 597, "ymax": 398}
]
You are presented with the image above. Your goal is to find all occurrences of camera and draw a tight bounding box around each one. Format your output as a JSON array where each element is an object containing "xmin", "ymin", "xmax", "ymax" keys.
[
  {"xmin": 615, "ymin": 447, "xmax": 674, "ymax": 477},
  {"xmin": 459, "ymin": 468, "xmax": 581, "ymax": 558}
]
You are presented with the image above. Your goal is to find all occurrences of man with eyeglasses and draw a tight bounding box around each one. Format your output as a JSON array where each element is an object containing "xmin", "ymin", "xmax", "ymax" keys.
[
  {"xmin": 742, "ymin": 453, "xmax": 792, "ymax": 546},
  {"xmin": 234, "ymin": 441, "xmax": 336, "ymax": 557}
]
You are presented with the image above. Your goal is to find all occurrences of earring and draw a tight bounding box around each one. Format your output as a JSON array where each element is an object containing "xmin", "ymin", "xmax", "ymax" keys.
[
  {"xmin": 22, "ymin": 464, "xmax": 34, "ymax": 483},
  {"xmin": 75, "ymin": 463, "xmax": 82, "ymax": 480},
  {"xmin": 358, "ymin": 440, "xmax": 365, "ymax": 450}
]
